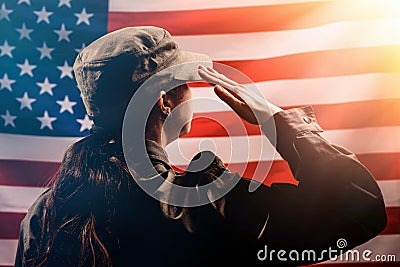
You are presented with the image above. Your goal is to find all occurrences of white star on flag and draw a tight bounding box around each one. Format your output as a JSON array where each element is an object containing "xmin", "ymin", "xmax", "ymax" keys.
[
  {"xmin": 0, "ymin": 3, "xmax": 13, "ymax": 21},
  {"xmin": 76, "ymin": 114, "xmax": 93, "ymax": 132},
  {"xmin": 37, "ymin": 77, "xmax": 56, "ymax": 95},
  {"xmin": 16, "ymin": 23, "xmax": 33, "ymax": 40},
  {"xmin": 0, "ymin": 74, "xmax": 15, "ymax": 92},
  {"xmin": 37, "ymin": 110, "xmax": 57, "ymax": 130},
  {"xmin": 17, "ymin": 0, "xmax": 31, "ymax": 5},
  {"xmin": 34, "ymin": 6, "xmax": 53, "ymax": 24},
  {"xmin": 37, "ymin": 42, "xmax": 54, "ymax": 60},
  {"xmin": 57, "ymin": 61, "xmax": 73, "ymax": 79},
  {"xmin": 1, "ymin": 110, "xmax": 17, "ymax": 128},
  {"xmin": 16, "ymin": 92, "xmax": 36, "ymax": 110},
  {"xmin": 74, "ymin": 8, "xmax": 94, "ymax": 26},
  {"xmin": 58, "ymin": 0, "xmax": 71, "ymax": 8},
  {"xmin": 17, "ymin": 59, "xmax": 36, "ymax": 77},
  {"xmin": 57, "ymin": 95, "xmax": 77, "ymax": 114},
  {"xmin": 0, "ymin": 40, "xmax": 15, "ymax": 58},
  {"xmin": 54, "ymin": 23, "xmax": 72, "ymax": 42}
]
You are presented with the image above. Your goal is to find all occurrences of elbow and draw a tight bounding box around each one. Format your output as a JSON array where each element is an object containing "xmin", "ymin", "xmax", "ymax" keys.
[
  {"xmin": 345, "ymin": 157, "xmax": 388, "ymax": 238},
  {"xmin": 344, "ymin": 180, "xmax": 388, "ymax": 244},
  {"xmin": 338, "ymin": 157, "xmax": 388, "ymax": 244},
  {"xmin": 362, "ymin": 194, "xmax": 387, "ymax": 238}
]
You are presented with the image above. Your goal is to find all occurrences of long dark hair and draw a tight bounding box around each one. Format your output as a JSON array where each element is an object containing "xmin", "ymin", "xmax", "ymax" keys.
[
  {"xmin": 30, "ymin": 131, "xmax": 135, "ymax": 266},
  {"xmin": 29, "ymin": 85, "xmax": 189, "ymax": 266}
]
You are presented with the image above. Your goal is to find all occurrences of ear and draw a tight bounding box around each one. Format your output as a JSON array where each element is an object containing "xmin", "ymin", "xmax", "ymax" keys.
[{"xmin": 157, "ymin": 91, "xmax": 172, "ymax": 115}]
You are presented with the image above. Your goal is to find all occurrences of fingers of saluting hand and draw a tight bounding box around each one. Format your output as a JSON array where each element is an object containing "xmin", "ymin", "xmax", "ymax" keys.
[
  {"xmin": 214, "ymin": 85, "xmax": 258, "ymax": 124},
  {"xmin": 197, "ymin": 65, "xmax": 239, "ymax": 90},
  {"xmin": 198, "ymin": 65, "xmax": 246, "ymax": 103},
  {"xmin": 197, "ymin": 65, "xmax": 281, "ymax": 125},
  {"xmin": 214, "ymin": 85, "xmax": 244, "ymax": 109}
]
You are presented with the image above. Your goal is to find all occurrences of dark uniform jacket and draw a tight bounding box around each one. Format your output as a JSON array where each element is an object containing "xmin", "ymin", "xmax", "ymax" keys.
[{"xmin": 15, "ymin": 107, "xmax": 387, "ymax": 267}]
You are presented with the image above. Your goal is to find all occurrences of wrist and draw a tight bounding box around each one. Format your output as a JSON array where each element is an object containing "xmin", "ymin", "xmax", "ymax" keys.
[{"xmin": 269, "ymin": 103, "xmax": 283, "ymax": 117}]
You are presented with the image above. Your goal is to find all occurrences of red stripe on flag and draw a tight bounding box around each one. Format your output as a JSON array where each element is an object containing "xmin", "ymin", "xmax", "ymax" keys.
[
  {"xmin": 0, "ymin": 212, "xmax": 25, "ymax": 239},
  {"xmin": 228, "ymin": 160, "xmax": 298, "ymax": 186},
  {"xmin": 381, "ymin": 207, "xmax": 400, "ymax": 235},
  {"xmin": 0, "ymin": 160, "xmax": 57, "ymax": 187},
  {"xmin": 356, "ymin": 153, "xmax": 400, "ymax": 182},
  {"xmin": 108, "ymin": 2, "xmax": 329, "ymax": 34},
  {"xmin": 215, "ymin": 46, "xmax": 400, "ymax": 82},
  {"xmin": 220, "ymin": 155, "xmax": 400, "ymax": 186},
  {"xmin": 107, "ymin": 2, "xmax": 398, "ymax": 35}
]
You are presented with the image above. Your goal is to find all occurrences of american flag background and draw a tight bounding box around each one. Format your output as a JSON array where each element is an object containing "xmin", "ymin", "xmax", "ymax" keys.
[{"xmin": 0, "ymin": 0, "xmax": 399, "ymax": 266}]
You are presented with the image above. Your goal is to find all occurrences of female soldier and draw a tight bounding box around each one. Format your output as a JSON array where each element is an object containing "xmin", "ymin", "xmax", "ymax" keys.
[{"xmin": 15, "ymin": 26, "xmax": 386, "ymax": 267}]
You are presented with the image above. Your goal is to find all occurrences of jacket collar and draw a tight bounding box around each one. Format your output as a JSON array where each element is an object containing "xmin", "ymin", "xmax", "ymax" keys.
[{"xmin": 145, "ymin": 139, "xmax": 170, "ymax": 167}]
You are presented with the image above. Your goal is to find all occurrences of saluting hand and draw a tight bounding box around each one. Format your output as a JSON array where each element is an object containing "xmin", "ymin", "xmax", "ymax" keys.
[{"xmin": 198, "ymin": 65, "xmax": 282, "ymax": 125}]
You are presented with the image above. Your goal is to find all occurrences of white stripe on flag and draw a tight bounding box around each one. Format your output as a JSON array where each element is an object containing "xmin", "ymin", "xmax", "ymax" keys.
[
  {"xmin": 166, "ymin": 127, "xmax": 400, "ymax": 165},
  {"xmin": 379, "ymin": 180, "xmax": 400, "ymax": 208},
  {"xmin": 0, "ymin": 134, "xmax": 77, "ymax": 163},
  {"xmin": 175, "ymin": 19, "xmax": 400, "ymax": 61},
  {"xmin": 0, "ymin": 239, "xmax": 18, "ymax": 266},
  {"xmin": 191, "ymin": 73, "xmax": 400, "ymax": 112},
  {"xmin": 1, "ymin": 126, "xmax": 399, "ymax": 163},
  {"xmin": 0, "ymin": 186, "xmax": 47, "ymax": 213}
]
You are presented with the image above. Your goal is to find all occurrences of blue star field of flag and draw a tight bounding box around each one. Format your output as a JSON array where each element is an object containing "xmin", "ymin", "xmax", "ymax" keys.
[{"xmin": 0, "ymin": 0, "xmax": 108, "ymax": 137}]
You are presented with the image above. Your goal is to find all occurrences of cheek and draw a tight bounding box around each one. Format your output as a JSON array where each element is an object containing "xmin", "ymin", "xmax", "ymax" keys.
[
  {"xmin": 186, "ymin": 102, "xmax": 193, "ymax": 122},
  {"xmin": 178, "ymin": 102, "xmax": 193, "ymax": 135},
  {"xmin": 181, "ymin": 108, "xmax": 193, "ymax": 134},
  {"xmin": 176, "ymin": 88, "xmax": 193, "ymax": 135}
]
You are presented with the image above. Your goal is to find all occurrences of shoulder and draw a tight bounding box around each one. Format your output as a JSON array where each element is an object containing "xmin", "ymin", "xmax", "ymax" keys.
[
  {"xmin": 18, "ymin": 188, "xmax": 52, "ymax": 258},
  {"xmin": 24, "ymin": 187, "xmax": 52, "ymax": 223}
]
